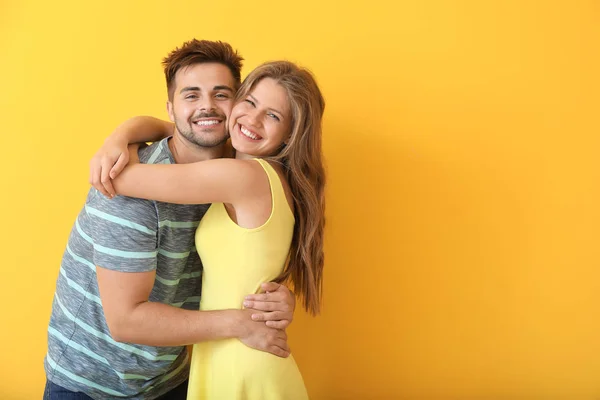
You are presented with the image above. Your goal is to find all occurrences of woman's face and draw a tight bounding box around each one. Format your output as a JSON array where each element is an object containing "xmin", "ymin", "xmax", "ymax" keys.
[{"xmin": 229, "ymin": 78, "xmax": 292, "ymax": 157}]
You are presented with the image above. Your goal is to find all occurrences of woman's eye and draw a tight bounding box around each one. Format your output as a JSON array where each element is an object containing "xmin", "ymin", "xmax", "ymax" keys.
[
  {"xmin": 245, "ymin": 99, "xmax": 255, "ymax": 107},
  {"xmin": 267, "ymin": 113, "xmax": 280, "ymax": 122}
]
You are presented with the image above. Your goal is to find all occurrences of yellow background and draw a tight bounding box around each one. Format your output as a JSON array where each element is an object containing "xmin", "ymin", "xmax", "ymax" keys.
[{"xmin": 1, "ymin": 0, "xmax": 599, "ymax": 399}]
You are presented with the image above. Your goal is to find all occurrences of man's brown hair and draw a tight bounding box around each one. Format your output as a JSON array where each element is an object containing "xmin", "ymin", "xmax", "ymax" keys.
[{"xmin": 162, "ymin": 39, "xmax": 243, "ymax": 100}]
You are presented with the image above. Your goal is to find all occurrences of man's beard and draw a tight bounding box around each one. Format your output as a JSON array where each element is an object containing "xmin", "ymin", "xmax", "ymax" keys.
[{"xmin": 175, "ymin": 111, "xmax": 229, "ymax": 148}]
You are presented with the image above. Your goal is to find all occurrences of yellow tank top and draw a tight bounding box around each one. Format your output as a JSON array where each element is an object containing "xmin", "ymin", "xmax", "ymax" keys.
[
  {"xmin": 187, "ymin": 159, "xmax": 308, "ymax": 399},
  {"xmin": 195, "ymin": 158, "xmax": 295, "ymax": 311}
]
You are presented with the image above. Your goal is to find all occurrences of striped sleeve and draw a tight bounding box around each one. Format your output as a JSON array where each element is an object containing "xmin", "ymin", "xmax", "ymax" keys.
[{"xmin": 85, "ymin": 189, "xmax": 159, "ymax": 272}]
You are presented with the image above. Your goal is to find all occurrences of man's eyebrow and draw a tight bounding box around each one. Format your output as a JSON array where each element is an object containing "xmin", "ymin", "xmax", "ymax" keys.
[
  {"xmin": 214, "ymin": 85, "xmax": 234, "ymax": 92},
  {"xmin": 180, "ymin": 86, "xmax": 199, "ymax": 94},
  {"xmin": 180, "ymin": 85, "xmax": 234, "ymax": 94},
  {"xmin": 249, "ymin": 94, "xmax": 284, "ymax": 117}
]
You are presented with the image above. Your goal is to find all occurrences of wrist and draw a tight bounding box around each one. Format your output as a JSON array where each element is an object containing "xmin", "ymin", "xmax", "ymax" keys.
[
  {"xmin": 226, "ymin": 309, "xmax": 248, "ymax": 339},
  {"xmin": 105, "ymin": 134, "xmax": 127, "ymax": 147}
]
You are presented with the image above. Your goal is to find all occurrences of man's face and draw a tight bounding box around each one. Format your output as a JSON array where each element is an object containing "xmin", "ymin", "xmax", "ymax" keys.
[{"xmin": 167, "ymin": 62, "xmax": 236, "ymax": 148}]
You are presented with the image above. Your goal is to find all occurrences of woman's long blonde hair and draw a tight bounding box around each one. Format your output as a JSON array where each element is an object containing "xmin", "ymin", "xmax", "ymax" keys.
[{"xmin": 235, "ymin": 61, "xmax": 326, "ymax": 315}]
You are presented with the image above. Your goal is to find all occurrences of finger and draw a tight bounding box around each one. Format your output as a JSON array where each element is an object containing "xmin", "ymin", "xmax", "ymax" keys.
[
  {"xmin": 89, "ymin": 158, "xmax": 97, "ymax": 185},
  {"xmin": 245, "ymin": 292, "xmax": 286, "ymax": 302},
  {"xmin": 243, "ymin": 301, "xmax": 280, "ymax": 312},
  {"xmin": 100, "ymin": 158, "xmax": 116, "ymax": 197},
  {"xmin": 245, "ymin": 293, "xmax": 270, "ymax": 302},
  {"xmin": 266, "ymin": 320, "xmax": 291, "ymax": 329},
  {"xmin": 248, "ymin": 300, "xmax": 291, "ymax": 313},
  {"xmin": 268, "ymin": 339, "xmax": 290, "ymax": 358},
  {"xmin": 252, "ymin": 311, "xmax": 283, "ymax": 321},
  {"xmin": 101, "ymin": 178, "xmax": 115, "ymax": 198},
  {"xmin": 275, "ymin": 338, "xmax": 290, "ymax": 353},
  {"xmin": 91, "ymin": 164, "xmax": 112, "ymax": 198},
  {"xmin": 251, "ymin": 311, "xmax": 285, "ymax": 322},
  {"xmin": 267, "ymin": 345, "xmax": 290, "ymax": 358},
  {"xmin": 260, "ymin": 282, "xmax": 282, "ymax": 293},
  {"xmin": 95, "ymin": 184, "xmax": 111, "ymax": 198},
  {"xmin": 110, "ymin": 152, "xmax": 128, "ymax": 179},
  {"xmin": 96, "ymin": 182, "xmax": 112, "ymax": 198}
]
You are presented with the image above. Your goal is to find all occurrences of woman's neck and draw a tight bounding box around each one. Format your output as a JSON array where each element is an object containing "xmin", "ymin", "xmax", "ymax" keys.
[{"xmin": 235, "ymin": 151, "xmax": 258, "ymax": 160}]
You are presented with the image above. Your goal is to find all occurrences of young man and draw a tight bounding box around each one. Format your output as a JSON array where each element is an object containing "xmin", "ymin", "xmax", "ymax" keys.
[{"xmin": 44, "ymin": 39, "xmax": 295, "ymax": 400}]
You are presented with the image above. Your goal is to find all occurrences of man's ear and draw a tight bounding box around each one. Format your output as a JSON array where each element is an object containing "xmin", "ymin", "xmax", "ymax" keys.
[{"xmin": 166, "ymin": 101, "xmax": 175, "ymax": 122}]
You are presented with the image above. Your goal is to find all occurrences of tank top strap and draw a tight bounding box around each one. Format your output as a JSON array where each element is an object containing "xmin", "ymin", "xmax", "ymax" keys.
[{"xmin": 253, "ymin": 158, "xmax": 294, "ymax": 221}]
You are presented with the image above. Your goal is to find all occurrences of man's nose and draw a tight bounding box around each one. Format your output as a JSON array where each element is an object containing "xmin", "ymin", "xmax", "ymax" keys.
[{"xmin": 198, "ymin": 97, "xmax": 216, "ymax": 112}]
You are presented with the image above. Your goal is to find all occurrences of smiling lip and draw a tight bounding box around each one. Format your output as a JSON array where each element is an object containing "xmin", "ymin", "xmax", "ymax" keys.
[
  {"xmin": 238, "ymin": 124, "xmax": 262, "ymax": 141},
  {"xmin": 193, "ymin": 118, "xmax": 223, "ymax": 127}
]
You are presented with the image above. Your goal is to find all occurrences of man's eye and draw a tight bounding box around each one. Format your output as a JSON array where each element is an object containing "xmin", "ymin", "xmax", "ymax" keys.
[
  {"xmin": 215, "ymin": 93, "xmax": 229, "ymax": 99},
  {"xmin": 186, "ymin": 95, "xmax": 198, "ymax": 100}
]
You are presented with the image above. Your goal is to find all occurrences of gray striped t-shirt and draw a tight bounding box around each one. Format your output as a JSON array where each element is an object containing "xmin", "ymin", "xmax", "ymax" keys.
[{"xmin": 44, "ymin": 138, "xmax": 209, "ymax": 399}]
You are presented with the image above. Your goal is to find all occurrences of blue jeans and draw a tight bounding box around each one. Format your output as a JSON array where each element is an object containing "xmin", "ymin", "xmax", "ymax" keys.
[{"xmin": 43, "ymin": 379, "xmax": 189, "ymax": 400}]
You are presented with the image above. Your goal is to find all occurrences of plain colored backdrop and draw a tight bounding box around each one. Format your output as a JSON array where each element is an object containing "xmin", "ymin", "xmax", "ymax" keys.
[{"xmin": 1, "ymin": 1, "xmax": 599, "ymax": 399}]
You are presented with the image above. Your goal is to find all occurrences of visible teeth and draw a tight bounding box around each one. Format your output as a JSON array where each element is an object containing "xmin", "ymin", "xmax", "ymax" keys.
[
  {"xmin": 195, "ymin": 120, "xmax": 219, "ymax": 126},
  {"xmin": 240, "ymin": 125, "xmax": 260, "ymax": 140}
]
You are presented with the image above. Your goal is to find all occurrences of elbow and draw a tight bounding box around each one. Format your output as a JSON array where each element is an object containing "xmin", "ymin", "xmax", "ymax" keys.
[
  {"xmin": 109, "ymin": 328, "xmax": 128, "ymax": 343},
  {"xmin": 105, "ymin": 315, "xmax": 134, "ymax": 343}
]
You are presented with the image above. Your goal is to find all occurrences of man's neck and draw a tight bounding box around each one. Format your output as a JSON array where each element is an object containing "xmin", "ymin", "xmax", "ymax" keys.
[{"xmin": 167, "ymin": 132, "xmax": 226, "ymax": 164}]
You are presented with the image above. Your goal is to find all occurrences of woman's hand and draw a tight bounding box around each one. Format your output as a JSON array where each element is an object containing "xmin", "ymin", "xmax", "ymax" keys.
[{"xmin": 89, "ymin": 137, "xmax": 135, "ymax": 198}]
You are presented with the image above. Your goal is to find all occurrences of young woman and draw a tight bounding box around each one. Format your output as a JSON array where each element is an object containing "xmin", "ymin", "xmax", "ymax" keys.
[{"xmin": 94, "ymin": 61, "xmax": 325, "ymax": 399}]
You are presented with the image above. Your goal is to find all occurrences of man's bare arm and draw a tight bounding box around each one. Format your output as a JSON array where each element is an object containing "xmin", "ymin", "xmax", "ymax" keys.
[{"xmin": 97, "ymin": 266, "xmax": 290, "ymax": 357}]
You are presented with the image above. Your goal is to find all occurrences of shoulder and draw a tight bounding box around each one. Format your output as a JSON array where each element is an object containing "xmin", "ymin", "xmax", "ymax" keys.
[
  {"xmin": 232, "ymin": 159, "xmax": 274, "ymax": 188},
  {"xmin": 261, "ymin": 160, "xmax": 295, "ymax": 212},
  {"xmin": 86, "ymin": 188, "xmax": 157, "ymax": 224},
  {"xmin": 200, "ymin": 158, "xmax": 272, "ymax": 200},
  {"xmin": 82, "ymin": 189, "xmax": 159, "ymax": 260},
  {"xmin": 138, "ymin": 139, "xmax": 172, "ymax": 165},
  {"xmin": 261, "ymin": 159, "xmax": 287, "ymax": 181}
]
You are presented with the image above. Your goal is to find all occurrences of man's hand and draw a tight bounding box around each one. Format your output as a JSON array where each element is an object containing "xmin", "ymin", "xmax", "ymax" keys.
[
  {"xmin": 237, "ymin": 308, "xmax": 290, "ymax": 358},
  {"xmin": 243, "ymin": 282, "xmax": 295, "ymax": 329}
]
